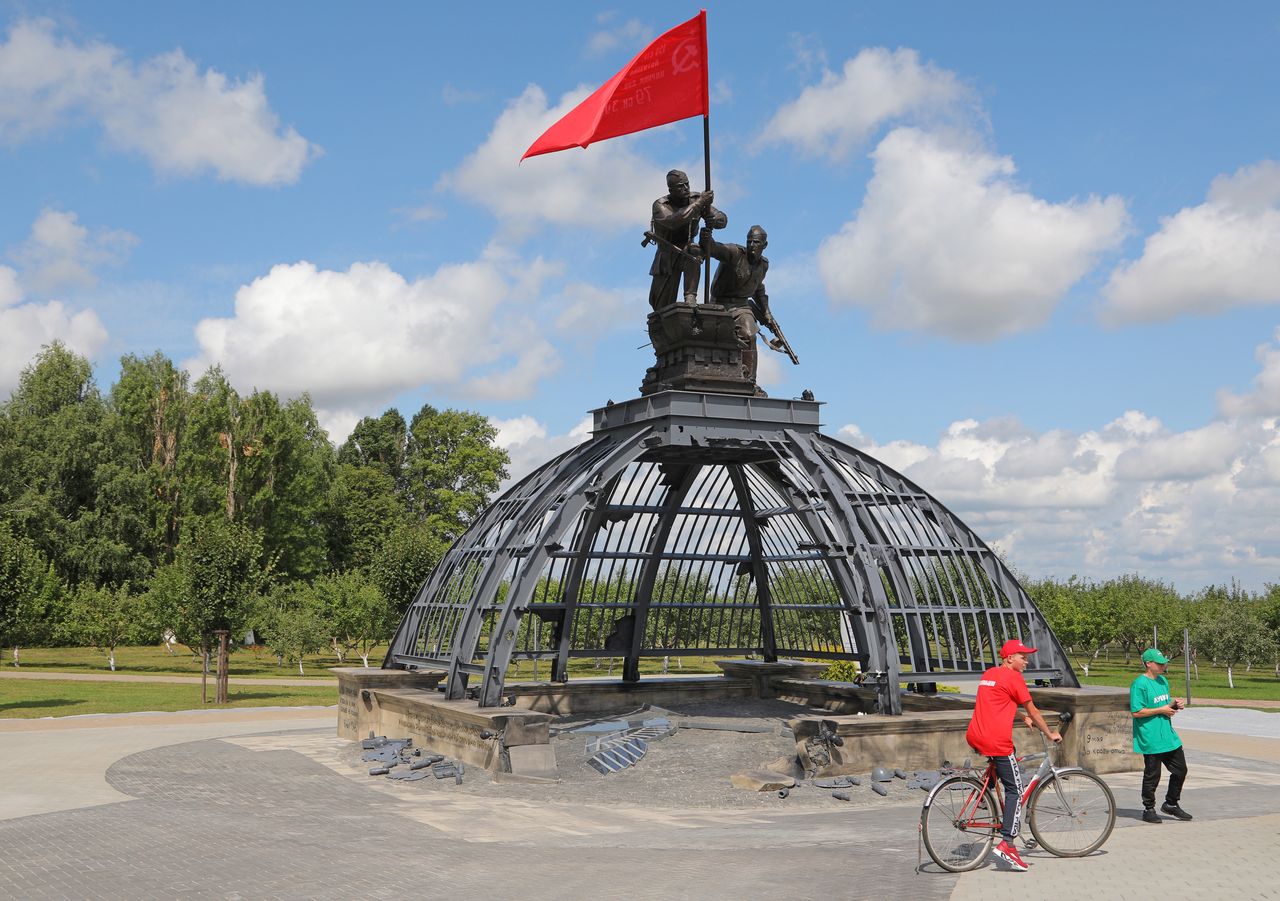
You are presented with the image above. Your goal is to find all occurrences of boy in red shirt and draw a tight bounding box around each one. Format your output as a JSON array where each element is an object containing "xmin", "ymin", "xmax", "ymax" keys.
[{"xmin": 966, "ymin": 639, "xmax": 1062, "ymax": 872}]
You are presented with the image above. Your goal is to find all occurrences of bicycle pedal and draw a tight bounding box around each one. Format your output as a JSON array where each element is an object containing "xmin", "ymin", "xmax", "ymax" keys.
[{"xmin": 1022, "ymin": 839, "xmax": 1038, "ymax": 851}]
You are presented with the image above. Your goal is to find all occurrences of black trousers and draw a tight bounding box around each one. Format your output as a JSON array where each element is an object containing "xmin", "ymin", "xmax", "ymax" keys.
[
  {"xmin": 1142, "ymin": 746, "xmax": 1187, "ymax": 808},
  {"xmin": 991, "ymin": 754, "xmax": 1024, "ymax": 841}
]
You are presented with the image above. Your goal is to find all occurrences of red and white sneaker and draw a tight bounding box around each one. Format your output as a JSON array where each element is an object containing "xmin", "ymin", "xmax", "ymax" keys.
[{"xmin": 991, "ymin": 839, "xmax": 1029, "ymax": 872}]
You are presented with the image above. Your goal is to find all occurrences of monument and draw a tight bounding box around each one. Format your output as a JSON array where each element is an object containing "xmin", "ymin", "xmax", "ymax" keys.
[{"xmin": 337, "ymin": 12, "xmax": 1132, "ymax": 781}]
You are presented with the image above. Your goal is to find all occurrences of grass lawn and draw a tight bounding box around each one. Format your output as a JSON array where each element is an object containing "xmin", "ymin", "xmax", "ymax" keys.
[
  {"xmin": 1066, "ymin": 656, "xmax": 1280, "ymax": 702},
  {"xmin": 5, "ymin": 644, "xmax": 384, "ymax": 679},
  {"xmin": 0, "ymin": 678, "xmax": 337, "ymax": 718}
]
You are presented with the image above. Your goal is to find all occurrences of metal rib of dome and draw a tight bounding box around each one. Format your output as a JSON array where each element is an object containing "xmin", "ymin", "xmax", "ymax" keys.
[{"xmin": 384, "ymin": 392, "xmax": 1077, "ymax": 713}]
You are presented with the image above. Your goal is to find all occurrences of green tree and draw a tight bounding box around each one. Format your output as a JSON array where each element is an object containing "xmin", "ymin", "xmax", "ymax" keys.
[
  {"xmin": 1193, "ymin": 596, "xmax": 1275, "ymax": 689},
  {"xmin": 183, "ymin": 371, "xmax": 335, "ymax": 580},
  {"xmin": 323, "ymin": 463, "xmax": 402, "ymax": 573},
  {"xmin": 147, "ymin": 519, "xmax": 267, "ymax": 671},
  {"xmin": 257, "ymin": 582, "xmax": 328, "ymax": 675},
  {"xmin": 368, "ymin": 523, "xmax": 448, "ymax": 617},
  {"xmin": 0, "ymin": 521, "xmax": 62, "ymax": 665},
  {"xmin": 107, "ymin": 351, "xmax": 190, "ymax": 567},
  {"xmin": 0, "ymin": 343, "xmax": 134, "ymax": 586},
  {"xmin": 312, "ymin": 570, "xmax": 393, "ymax": 667},
  {"xmin": 59, "ymin": 582, "xmax": 147, "ymax": 671},
  {"xmin": 401, "ymin": 405, "xmax": 508, "ymax": 540},
  {"xmin": 337, "ymin": 409, "xmax": 407, "ymax": 478}
]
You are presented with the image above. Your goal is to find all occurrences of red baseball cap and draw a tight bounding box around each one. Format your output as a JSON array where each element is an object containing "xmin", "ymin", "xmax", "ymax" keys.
[{"xmin": 1000, "ymin": 639, "xmax": 1037, "ymax": 658}]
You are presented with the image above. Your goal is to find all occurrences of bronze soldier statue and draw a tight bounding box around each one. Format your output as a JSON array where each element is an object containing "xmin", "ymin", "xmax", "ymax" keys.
[
  {"xmin": 647, "ymin": 169, "xmax": 727, "ymax": 309},
  {"xmin": 701, "ymin": 224, "xmax": 779, "ymax": 383}
]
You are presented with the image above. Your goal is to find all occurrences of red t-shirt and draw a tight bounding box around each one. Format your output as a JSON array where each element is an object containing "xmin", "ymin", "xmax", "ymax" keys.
[{"xmin": 966, "ymin": 665, "xmax": 1032, "ymax": 756}]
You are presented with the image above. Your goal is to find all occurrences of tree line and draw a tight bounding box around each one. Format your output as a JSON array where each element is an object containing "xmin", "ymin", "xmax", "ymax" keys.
[
  {"xmin": 1026, "ymin": 574, "xmax": 1280, "ymax": 688},
  {"xmin": 0, "ymin": 343, "xmax": 509, "ymax": 673}
]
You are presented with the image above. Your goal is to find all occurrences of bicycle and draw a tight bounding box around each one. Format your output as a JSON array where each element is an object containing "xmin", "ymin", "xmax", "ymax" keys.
[{"xmin": 919, "ymin": 711, "xmax": 1116, "ymax": 872}]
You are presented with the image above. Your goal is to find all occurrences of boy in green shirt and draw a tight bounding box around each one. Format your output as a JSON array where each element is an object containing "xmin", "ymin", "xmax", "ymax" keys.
[{"xmin": 1131, "ymin": 648, "xmax": 1192, "ymax": 823}]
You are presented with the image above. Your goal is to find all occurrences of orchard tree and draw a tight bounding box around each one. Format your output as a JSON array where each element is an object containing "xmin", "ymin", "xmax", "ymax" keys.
[
  {"xmin": 257, "ymin": 583, "xmax": 328, "ymax": 675},
  {"xmin": 60, "ymin": 583, "xmax": 147, "ymax": 671},
  {"xmin": 148, "ymin": 518, "xmax": 267, "ymax": 673},
  {"xmin": 1194, "ymin": 599, "xmax": 1275, "ymax": 689},
  {"xmin": 312, "ymin": 570, "xmax": 393, "ymax": 667}
]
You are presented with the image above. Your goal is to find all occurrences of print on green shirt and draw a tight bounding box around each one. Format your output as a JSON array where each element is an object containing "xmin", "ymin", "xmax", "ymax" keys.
[{"xmin": 1130, "ymin": 673, "xmax": 1182, "ymax": 755}]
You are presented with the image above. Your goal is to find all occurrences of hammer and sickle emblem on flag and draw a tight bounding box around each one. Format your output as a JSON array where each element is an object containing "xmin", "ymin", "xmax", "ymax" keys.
[{"xmin": 671, "ymin": 40, "xmax": 699, "ymax": 75}]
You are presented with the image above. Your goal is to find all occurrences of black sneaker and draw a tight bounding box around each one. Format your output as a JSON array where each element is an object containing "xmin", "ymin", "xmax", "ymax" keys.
[
  {"xmin": 1142, "ymin": 808, "xmax": 1162, "ymax": 823},
  {"xmin": 1161, "ymin": 803, "xmax": 1193, "ymax": 821}
]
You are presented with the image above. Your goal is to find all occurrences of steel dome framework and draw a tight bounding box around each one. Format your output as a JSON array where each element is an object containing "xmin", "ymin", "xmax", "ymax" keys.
[{"xmin": 385, "ymin": 392, "xmax": 1077, "ymax": 714}]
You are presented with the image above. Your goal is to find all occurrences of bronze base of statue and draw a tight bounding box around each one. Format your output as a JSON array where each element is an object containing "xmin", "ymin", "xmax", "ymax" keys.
[{"xmin": 641, "ymin": 302, "xmax": 766, "ymax": 397}]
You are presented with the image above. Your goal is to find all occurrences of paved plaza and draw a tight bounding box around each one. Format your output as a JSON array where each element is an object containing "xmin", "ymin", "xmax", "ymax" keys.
[{"xmin": 1, "ymin": 706, "xmax": 1277, "ymax": 900}]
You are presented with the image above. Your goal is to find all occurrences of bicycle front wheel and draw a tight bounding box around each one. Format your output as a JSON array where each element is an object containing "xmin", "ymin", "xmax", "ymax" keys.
[
  {"xmin": 1028, "ymin": 770, "xmax": 1116, "ymax": 857},
  {"xmin": 921, "ymin": 776, "xmax": 999, "ymax": 872}
]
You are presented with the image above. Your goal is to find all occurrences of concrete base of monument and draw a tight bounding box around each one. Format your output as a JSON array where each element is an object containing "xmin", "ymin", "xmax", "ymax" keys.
[
  {"xmin": 504, "ymin": 660, "xmax": 828, "ymax": 716},
  {"xmin": 335, "ymin": 667, "xmax": 558, "ymax": 780},
  {"xmin": 789, "ymin": 685, "xmax": 1141, "ymax": 777}
]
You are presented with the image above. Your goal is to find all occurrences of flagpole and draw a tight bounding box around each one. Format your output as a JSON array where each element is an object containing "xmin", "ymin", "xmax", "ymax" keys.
[
  {"xmin": 702, "ymin": 113, "xmax": 712, "ymax": 306},
  {"xmin": 701, "ymin": 9, "xmax": 712, "ymax": 306}
]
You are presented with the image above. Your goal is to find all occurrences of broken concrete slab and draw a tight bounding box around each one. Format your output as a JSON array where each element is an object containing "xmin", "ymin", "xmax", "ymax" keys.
[{"xmin": 507, "ymin": 744, "xmax": 558, "ymax": 781}]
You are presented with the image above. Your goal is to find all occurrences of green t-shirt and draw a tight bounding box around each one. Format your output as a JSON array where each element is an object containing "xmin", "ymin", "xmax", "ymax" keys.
[{"xmin": 1130, "ymin": 673, "xmax": 1182, "ymax": 755}]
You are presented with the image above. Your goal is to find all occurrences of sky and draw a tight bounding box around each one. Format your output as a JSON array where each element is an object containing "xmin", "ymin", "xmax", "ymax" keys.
[{"xmin": 2, "ymin": 2, "xmax": 1280, "ymax": 591}]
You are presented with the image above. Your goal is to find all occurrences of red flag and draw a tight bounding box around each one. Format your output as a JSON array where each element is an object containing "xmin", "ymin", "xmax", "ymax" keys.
[{"xmin": 522, "ymin": 11, "xmax": 709, "ymax": 160}]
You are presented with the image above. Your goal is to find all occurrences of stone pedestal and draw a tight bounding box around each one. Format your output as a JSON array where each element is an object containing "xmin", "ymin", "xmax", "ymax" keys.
[
  {"xmin": 335, "ymin": 667, "xmax": 445, "ymax": 741},
  {"xmin": 714, "ymin": 659, "xmax": 828, "ymax": 697},
  {"xmin": 505, "ymin": 674, "xmax": 755, "ymax": 716},
  {"xmin": 336, "ymin": 667, "xmax": 558, "ymax": 780},
  {"xmin": 641, "ymin": 302, "xmax": 759, "ymax": 396},
  {"xmin": 1029, "ymin": 686, "xmax": 1138, "ymax": 772},
  {"xmin": 789, "ymin": 684, "xmax": 1140, "ymax": 776}
]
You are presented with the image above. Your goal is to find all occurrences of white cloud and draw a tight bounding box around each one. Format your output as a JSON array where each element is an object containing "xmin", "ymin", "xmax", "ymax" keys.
[
  {"xmin": 10, "ymin": 208, "xmax": 136, "ymax": 294},
  {"xmin": 0, "ymin": 19, "xmax": 317, "ymax": 185},
  {"xmin": 817, "ymin": 128, "xmax": 1129, "ymax": 340},
  {"xmin": 586, "ymin": 17, "xmax": 653, "ymax": 57},
  {"xmin": 0, "ymin": 266, "xmax": 108, "ymax": 397},
  {"xmin": 491, "ymin": 414, "xmax": 594, "ymax": 489},
  {"xmin": 0, "ymin": 265, "xmax": 20, "ymax": 308},
  {"xmin": 439, "ymin": 84, "xmax": 672, "ymax": 235},
  {"xmin": 187, "ymin": 255, "xmax": 563, "ymax": 418},
  {"xmin": 1219, "ymin": 327, "xmax": 1280, "ymax": 418},
  {"xmin": 554, "ymin": 282, "xmax": 639, "ymax": 337},
  {"xmin": 837, "ymin": 403, "xmax": 1280, "ymax": 587},
  {"xmin": 1103, "ymin": 160, "xmax": 1280, "ymax": 324},
  {"xmin": 393, "ymin": 203, "xmax": 445, "ymax": 225},
  {"xmin": 759, "ymin": 48, "xmax": 971, "ymax": 161}
]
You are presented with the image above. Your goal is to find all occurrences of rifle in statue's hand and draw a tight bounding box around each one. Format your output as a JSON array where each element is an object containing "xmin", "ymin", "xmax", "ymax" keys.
[
  {"xmin": 641, "ymin": 230, "xmax": 703, "ymax": 262},
  {"xmin": 750, "ymin": 301, "xmax": 800, "ymax": 365}
]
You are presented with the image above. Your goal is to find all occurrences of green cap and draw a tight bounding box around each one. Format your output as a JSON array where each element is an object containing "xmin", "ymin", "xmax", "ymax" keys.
[{"xmin": 1142, "ymin": 648, "xmax": 1169, "ymax": 665}]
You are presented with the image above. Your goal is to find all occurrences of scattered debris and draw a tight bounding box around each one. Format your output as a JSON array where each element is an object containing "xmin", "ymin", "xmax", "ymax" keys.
[
  {"xmin": 871, "ymin": 782, "xmax": 889, "ymax": 797},
  {"xmin": 777, "ymin": 788, "xmax": 790, "ymax": 799},
  {"xmin": 893, "ymin": 768, "xmax": 907, "ymax": 780},
  {"xmin": 587, "ymin": 737, "xmax": 648, "ymax": 775},
  {"xmin": 906, "ymin": 770, "xmax": 942, "ymax": 791},
  {"xmin": 831, "ymin": 791, "xmax": 851, "ymax": 802},
  {"xmin": 814, "ymin": 777, "xmax": 855, "ymax": 789},
  {"xmin": 387, "ymin": 769, "xmax": 429, "ymax": 782},
  {"xmin": 730, "ymin": 770, "xmax": 796, "ymax": 792}
]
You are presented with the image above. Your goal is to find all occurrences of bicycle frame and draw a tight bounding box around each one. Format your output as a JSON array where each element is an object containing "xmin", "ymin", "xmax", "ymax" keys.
[{"xmin": 926, "ymin": 729, "xmax": 1077, "ymax": 832}]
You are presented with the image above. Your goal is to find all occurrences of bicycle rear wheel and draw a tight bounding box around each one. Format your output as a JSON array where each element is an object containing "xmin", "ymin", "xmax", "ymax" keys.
[
  {"xmin": 1028, "ymin": 769, "xmax": 1116, "ymax": 856},
  {"xmin": 920, "ymin": 776, "xmax": 999, "ymax": 872}
]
